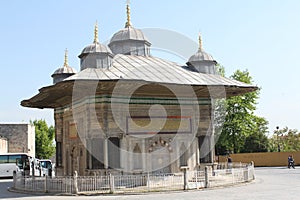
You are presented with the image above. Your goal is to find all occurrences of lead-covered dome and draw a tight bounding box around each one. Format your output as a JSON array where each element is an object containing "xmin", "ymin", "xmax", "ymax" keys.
[
  {"xmin": 79, "ymin": 42, "xmax": 112, "ymax": 57},
  {"xmin": 79, "ymin": 23, "xmax": 114, "ymax": 71},
  {"xmin": 187, "ymin": 34, "xmax": 217, "ymax": 74},
  {"xmin": 52, "ymin": 49, "xmax": 77, "ymax": 84},
  {"xmin": 109, "ymin": 26, "xmax": 150, "ymax": 45},
  {"xmin": 188, "ymin": 50, "xmax": 215, "ymax": 63},
  {"xmin": 108, "ymin": 4, "xmax": 151, "ymax": 56}
]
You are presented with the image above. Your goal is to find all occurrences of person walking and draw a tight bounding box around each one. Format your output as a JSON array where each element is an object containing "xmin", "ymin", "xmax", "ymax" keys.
[
  {"xmin": 227, "ymin": 155, "xmax": 233, "ymax": 172},
  {"xmin": 288, "ymin": 155, "xmax": 295, "ymax": 169}
]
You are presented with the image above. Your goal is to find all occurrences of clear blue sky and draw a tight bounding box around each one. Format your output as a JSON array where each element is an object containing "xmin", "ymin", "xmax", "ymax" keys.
[{"xmin": 1, "ymin": 0, "xmax": 300, "ymax": 134}]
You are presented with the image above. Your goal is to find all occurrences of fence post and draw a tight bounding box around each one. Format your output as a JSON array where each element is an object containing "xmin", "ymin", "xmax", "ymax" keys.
[
  {"xmin": 12, "ymin": 170, "xmax": 16, "ymax": 189},
  {"xmin": 204, "ymin": 166, "xmax": 209, "ymax": 188},
  {"xmin": 251, "ymin": 161, "xmax": 255, "ymax": 180},
  {"xmin": 180, "ymin": 166, "xmax": 188, "ymax": 190},
  {"xmin": 184, "ymin": 169, "xmax": 187, "ymax": 190},
  {"xmin": 244, "ymin": 167, "xmax": 248, "ymax": 182},
  {"xmin": 147, "ymin": 172, "xmax": 150, "ymax": 192},
  {"xmin": 232, "ymin": 168, "xmax": 235, "ymax": 184},
  {"xmin": 22, "ymin": 171, "xmax": 26, "ymax": 190},
  {"xmin": 195, "ymin": 170, "xmax": 198, "ymax": 190},
  {"xmin": 44, "ymin": 175, "xmax": 48, "ymax": 193},
  {"xmin": 73, "ymin": 171, "xmax": 78, "ymax": 194},
  {"xmin": 109, "ymin": 173, "xmax": 115, "ymax": 194}
]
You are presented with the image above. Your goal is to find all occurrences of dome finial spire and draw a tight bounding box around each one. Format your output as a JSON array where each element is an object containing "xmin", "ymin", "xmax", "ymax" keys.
[
  {"xmin": 198, "ymin": 32, "xmax": 203, "ymax": 51},
  {"xmin": 94, "ymin": 21, "xmax": 99, "ymax": 43},
  {"xmin": 125, "ymin": 0, "xmax": 132, "ymax": 28},
  {"xmin": 64, "ymin": 48, "xmax": 69, "ymax": 67}
]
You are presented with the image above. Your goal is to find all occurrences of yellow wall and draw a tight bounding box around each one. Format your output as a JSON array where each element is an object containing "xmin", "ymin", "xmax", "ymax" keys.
[{"xmin": 218, "ymin": 151, "xmax": 300, "ymax": 167}]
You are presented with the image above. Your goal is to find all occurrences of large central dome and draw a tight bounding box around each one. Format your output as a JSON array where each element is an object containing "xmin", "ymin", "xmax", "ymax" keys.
[
  {"xmin": 108, "ymin": 4, "xmax": 151, "ymax": 56},
  {"xmin": 79, "ymin": 23, "xmax": 113, "ymax": 71},
  {"xmin": 109, "ymin": 26, "xmax": 150, "ymax": 45},
  {"xmin": 79, "ymin": 43, "xmax": 112, "ymax": 58}
]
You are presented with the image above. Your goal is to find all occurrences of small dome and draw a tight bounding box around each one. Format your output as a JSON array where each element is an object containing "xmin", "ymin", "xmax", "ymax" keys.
[
  {"xmin": 78, "ymin": 42, "xmax": 113, "ymax": 58},
  {"xmin": 109, "ymin": 26, "xmax": 151, "ymax": 45},
  {"xmin": 52, "ymin": 65, "xmax": 77, "ymax": 75},
  {"xmin": 79, "ymin": 23, "xmax": 114, "ymax": 71},
  {"xmin": 188, "ymin": 34, "xmax": 216, "ymax": 63},
  {"xmin": 52, "ymin": 49, "xmax": 77, "ymax": 84},
  {"xmin": 187, "ymin": 34, "xmax": 217, "ymax": 74},
  {"xmin": 188, "ymin": 51, "xmax": 215, "ymax": 63}
]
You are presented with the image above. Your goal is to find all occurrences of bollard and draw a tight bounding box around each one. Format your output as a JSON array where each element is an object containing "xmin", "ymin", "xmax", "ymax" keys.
[{"xmin": 204, "ymin": 166, "xmax": 209, "ymax": 188}]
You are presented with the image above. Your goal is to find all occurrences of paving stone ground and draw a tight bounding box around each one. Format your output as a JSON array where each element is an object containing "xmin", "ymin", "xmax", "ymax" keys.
[{"xmin": 1, "ymin": 167, "xmax": 299, "ymax": 200}]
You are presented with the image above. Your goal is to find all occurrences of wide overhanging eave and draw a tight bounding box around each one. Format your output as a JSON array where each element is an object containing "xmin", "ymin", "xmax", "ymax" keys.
[
  {"xmin": 21, "ymin": 81, "xmax": 75, "ymax": 109},
  {"xmin": 20, "ymin": 80, "xmax": 258, "ymax": 109}
]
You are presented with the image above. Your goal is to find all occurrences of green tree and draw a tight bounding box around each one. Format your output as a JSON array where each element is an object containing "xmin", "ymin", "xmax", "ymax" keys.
[
  {"xmin": 214, "ymin": 65, "xmax": 229, "ymax": 155},
  {"xmin": 32, "ymin": 119, "xmax": 55, "ymax": 159},
  {"xmin": 241, "ymin": 116, "xmax": 269, "ymax": 153},
  {"xmin": 270, "ymin": 127, "xmax": 300, "ymax": 152},
  {"xmin": 215, "ymin": 69, "xmax": 269, "ymax": 154},
  {"xmin": 216, "ymin": 64, "xmax": 225, "ymax": 77}
]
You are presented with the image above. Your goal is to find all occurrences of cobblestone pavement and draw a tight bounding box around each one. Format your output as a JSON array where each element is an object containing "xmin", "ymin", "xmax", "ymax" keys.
[{"xmin": 1, "ymin": 167, "xmax": 299, "ymax": 200}]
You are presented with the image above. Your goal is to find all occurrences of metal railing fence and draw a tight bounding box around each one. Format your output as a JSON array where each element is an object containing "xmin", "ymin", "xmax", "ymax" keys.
[{"xmin": 12, "ymin": 162, "xmax": 255, "ymax": 195}]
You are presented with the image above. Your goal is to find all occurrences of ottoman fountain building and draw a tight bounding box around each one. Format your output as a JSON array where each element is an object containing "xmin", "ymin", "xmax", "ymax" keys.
[{"xmin": 21, "ymin": 4, "xmax": 256, "ymax": 176}]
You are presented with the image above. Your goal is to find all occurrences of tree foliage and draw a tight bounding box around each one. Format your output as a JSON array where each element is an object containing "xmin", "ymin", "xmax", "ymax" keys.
[
  {"xmin": 215, "ymin": 69, "xmax": 269, "ymax": 154},
  {"xmin": 32, "ymin": 119, "xmax": 55, "ymax": 159},
  {"xmin": 269, "ymin": 127, "xmax": 300, "ymax": 152},
  {"xmin": 241, "ymin": 132, "xmax": 269, "ymax": 153}
]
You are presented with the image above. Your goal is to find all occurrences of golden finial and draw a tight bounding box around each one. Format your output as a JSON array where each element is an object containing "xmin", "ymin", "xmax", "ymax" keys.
[
  {"xmin": 125, "ymin": 0, "xmax": 131, "ymax": 28},
  {"xmin": 198, "ymin": 33, "xmax": 203, "ymax": 51},
  {"xmin": 64, "ymin": 48, "xmax": 68, "ymax": 67},
  {"xmin": 94, "ymin": 21, "xmax": 99, "ymax": 43}
]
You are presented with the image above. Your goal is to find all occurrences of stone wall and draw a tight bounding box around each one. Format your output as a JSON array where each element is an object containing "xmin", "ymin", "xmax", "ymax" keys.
[{"xmin": 0, "ymin": 123, "xmax": 35, "ymax": 157}]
